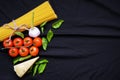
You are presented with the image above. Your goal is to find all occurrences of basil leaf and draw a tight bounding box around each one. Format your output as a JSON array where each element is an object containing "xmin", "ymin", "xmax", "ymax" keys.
[
  {"xmin": 13, "ymin": 55, "xmax": 32, "ymax": 64},
  {"xmin": 40, "ymin": 21, "xmax": 47, "ymax": 27},
  {"xmin": 13, "ymin": 56, "xmax": 21, "ymax": 64},
  {"xmin": 40, "ymin": 21, "xmax": 47, "ymax": 34},
  {"xmin": 14, "ymin": 31, "xmax": 24, "ymax": 38},
  {"xmin": 52, "ymin": 19, "xmax": 64, "ymax": 29},
  {"xmin": 38, "ymin": 63, "xmax": 47, "ymax": 74},
  {"xmin": 19, "ymin": 55, "xmax": 32, "ymax": 62},
  {"xmin": 42, "ymin": 37, "xmax": 48, "ymax": 50},
  {"xmin": 33, "ymin": 64, "xmax": 39, "ymax": 76},
  {"xmin": 36, "ymin": 59, "xmax": 48, "ymax": 65},
  {"xmin": 41, "ymin": 27, "xmax": 44, "ymax": 34},
  {"xmin": 47, "ymin": 29, "xmax": 54, "ymax": 42}
]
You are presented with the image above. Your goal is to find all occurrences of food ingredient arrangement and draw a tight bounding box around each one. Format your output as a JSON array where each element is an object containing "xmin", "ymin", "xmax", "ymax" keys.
[{"xmin": 0, "ymin": 1, "xmax": 64, "ymax": 78}]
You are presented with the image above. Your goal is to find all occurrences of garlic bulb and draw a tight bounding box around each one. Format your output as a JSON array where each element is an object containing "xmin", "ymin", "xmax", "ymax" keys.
[{"xmin": 29, "ymin": 27, "xmax": 40, "ymax": 38}]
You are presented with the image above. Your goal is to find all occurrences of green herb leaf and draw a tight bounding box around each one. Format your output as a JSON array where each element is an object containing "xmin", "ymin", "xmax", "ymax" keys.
[
  {"xmin": 40, "ymin": 21, "xmax": 47, "ymax": 34},
  {"xmin": 14, "ymin": 31, "xmax": 24, "ymax": 38},
  {"xmin": 35, "ymin": 59, "xmax": 48, "ymax": 65},
  {"xmin": 47, "ymin": 29, "xmax": 54, "ymax": 42},
  {"xmin": 33, "ymin": 64, "xmax": 39, "ymax": 76},
  {"xmin": 19, "ymin": 55, "xmax": 32, "ymax": 62},
  {"xmin": 42, "ymin": 37, "xmax": 48, "ymax": 50},
  {"xmin": 41, "ymin": 27, "xmax": 44, "ymax": 34},
  {"xmin": 40, "ymin": 21, "xmax": 47, "ymax": 27},
  {"xmin": 52, "ymin": 19, "xmax": 64, "ymax": 29},
  {"xmin": 38, "ymin": 63, "xmax": 47, "ymax": 74},
  {"xmin": 13, "ymin": 55, "xmax": 32, "ymax": 64},
  {"xmin": 13, "ymin": 56, "xmax": 21, "ymax": 64}
]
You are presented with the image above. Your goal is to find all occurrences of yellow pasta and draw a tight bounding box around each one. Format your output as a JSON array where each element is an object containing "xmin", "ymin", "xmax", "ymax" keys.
[{"xmin": 0, "ymin": 1, "xmax": 57, "ymax": 41}]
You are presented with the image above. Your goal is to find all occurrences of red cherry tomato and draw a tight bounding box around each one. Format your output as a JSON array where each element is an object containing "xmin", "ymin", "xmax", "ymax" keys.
[
  {"xmin": 33, "ymin": 37, "xmax": 42, "ymax": 47},
  {"xmin": 13, "ymin": 38, "xmax": 23, "ymax": 47},
  {"xmin": 30, "ymin": 46, "xmax": 39, "ymax": 56},
  {"xmin": 3, "ymin": 39, "xmax": 13, "ymax": 48},
  {"xmin": 23, "ymin": 37, "xmax": 33, "ymax": 47},
  {"xmin": 19, "ymin": 47, "xmax": 29, "ymax": 57},
  {"xmin": 9, "ymin": 48, "xmax": 19, "ymax": 57}
]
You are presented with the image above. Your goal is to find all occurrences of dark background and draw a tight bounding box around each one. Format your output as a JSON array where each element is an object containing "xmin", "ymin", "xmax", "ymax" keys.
[{"xmin": 0, "ymin": 0, "xmax": 120, "ymax": 80}]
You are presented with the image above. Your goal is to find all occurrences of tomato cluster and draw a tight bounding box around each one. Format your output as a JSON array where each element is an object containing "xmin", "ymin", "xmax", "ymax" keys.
[{"xmin": 3, "ymin": 37, "xmax": 42, "ymax": 57}]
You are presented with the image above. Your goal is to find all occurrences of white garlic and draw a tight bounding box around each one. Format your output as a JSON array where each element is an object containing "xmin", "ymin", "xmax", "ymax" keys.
[{"xmin": 29, "ymin": 27, "xmax": 40, "ymax": 38}]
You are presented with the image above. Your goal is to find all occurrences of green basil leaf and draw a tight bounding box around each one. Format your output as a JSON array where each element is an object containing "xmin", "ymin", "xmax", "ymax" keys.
[
  {"xmin": 40, "ymin": 21, "xmax": 47, "ymax": 27},
  {"xmin": 13, "ymin": 56, "xmax": 21, "ymax": 64},
  {"xmin": 42, "ymin": 37, "xmax": 48, "ymax": 50},
  {"xmin": 13, "ymin": 59, "xmax": 19, "ymax": 65},
  {"xmin": 19, "ymin": 55, "xmax": 32, "ymax": 62},
  {"xmin": 35, "ymin": 59, "xmax": 48, "ymax": 65},
  {"xmin": 40, "ymin": 21, "xmax": 47, "ymax": 34},
  {"xmin": 38, "ymin": 63, "xmax": 47, "ymax": 74},
  {"xmin": 13, "ymin": 55, "xmax": 32, "ymax": 64},
  {"xmin": 14, "ymin": 31, "xmax": 24, "ymax": 38},
  {"xmin": 47, "ymin": 29, "xmax": 54, "ymax": 42},
  {"xmin": 52, "ymin": 19, "xmax": 64, "ymax": 29},
  {"xmin": 33, "ymin": 64, "xmax": 39, "ymax": 76},
  {"xmin": 41, "ymin": 27, "xmax": 44, "ymax": 34}
]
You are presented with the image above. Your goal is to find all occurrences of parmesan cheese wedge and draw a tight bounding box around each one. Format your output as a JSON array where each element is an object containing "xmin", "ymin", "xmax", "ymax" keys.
[{"xmin": 14, "ymin": 56, "xmax": 39, "ymax": 78}]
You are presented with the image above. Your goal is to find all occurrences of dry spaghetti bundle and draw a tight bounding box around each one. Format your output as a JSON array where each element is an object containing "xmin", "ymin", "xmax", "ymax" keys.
[{"xmin": 0, "ymin": 1, "xmax": 57, "ymax": 41}]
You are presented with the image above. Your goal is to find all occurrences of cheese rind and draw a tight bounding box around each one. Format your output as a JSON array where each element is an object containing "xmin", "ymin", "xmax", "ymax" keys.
[{"xmin": 14, "ymin": 56, "xmax": 39, "ymax": 78}]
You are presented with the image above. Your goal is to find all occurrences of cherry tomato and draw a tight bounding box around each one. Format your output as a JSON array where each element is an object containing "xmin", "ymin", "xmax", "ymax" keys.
[
  {"xmin": 19, "ymin": 47, "xmax": 29, "ymax": 57},
  {"xmin": 30, "ymin": 46, "xmax": 39, "ymax": 56},
  {"xmin": 3, "ymin": 39, "xmax": 13, "ymax": 48},
  {"xmin": 9, "ymin": 48, "xmax": 19, "ymax": 57},
  {"xmin": 23, "ymin": 37, "xmax": 33, "ymax": 47},
  {"xmin": 33, "ymin": 37, "xmax": 42, "ymax": 47},
  {"xmin": 13, "ymin": 38, "xmax": 23, "ymax": 47}
]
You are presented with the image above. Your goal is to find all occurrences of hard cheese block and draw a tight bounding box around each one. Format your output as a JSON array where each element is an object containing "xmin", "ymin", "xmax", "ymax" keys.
[
  {"xmin": 0, "ymin": 1, "xmax": 57, "ymax": 41},
  {"xmin": 14, "ymin": 56, "xmax": 39, "ymax": 78}
]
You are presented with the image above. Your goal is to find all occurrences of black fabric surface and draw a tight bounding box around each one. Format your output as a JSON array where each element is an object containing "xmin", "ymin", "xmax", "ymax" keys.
[{"xmin": 0, "ymin": 0, "xmax": 120, "ymax": 80}]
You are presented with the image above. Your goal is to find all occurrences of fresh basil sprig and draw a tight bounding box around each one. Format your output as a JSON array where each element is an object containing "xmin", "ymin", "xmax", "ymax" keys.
[
  {"xmin": 31, "ymin": 59, "xmax": 48, "ymax": 76},
  {"xmin": 40, "ymin": 21, "xmax": 47, "ymax": 34},
  {"xmin": 42, "ymin": 37, "xmax": 48, "ymax": 50},
  {"xmin": 19, "ymin": 55, "xmax": 32, "ymax": 62},
  {"xmin": 38, "ymin": 63, "xmax": 47, "ymax": 74},
  {"xmin": 52, "ymin": 19, "xmax": 64, "ymax": 29},
  {"xmin": 40, "ymin": 21, "xmax": 47, "ymax": 27},
  {"xmin": 47, "ymin": 29, "xmax": 54, "ymax": 42},
  {"xmin": 14, "ymin": 31, "xmax": 24, "ymax": 38},
  {"xmin": 13, "ymin": 55, "xmax": 32, "ymax": 64},
  {"xmin": 33, "ymin": 64, "xmax": 39, "ymax": 76},
  {"xmin": 41, "ymin": 27, "xmax": 44, "ymax": 34},
  {"xmin": 40, "ymin": 22, "xmax": 47, "ymax": 34},
  {"xmin": 35, "ymin": 59, "xmax": 48, "ymax": 65},
  {"xmin": 41, "ymin": 19, "xmax": 64, "ymax": 50},
  {"xmin": 13, "ymin": 56, "xmax": 21, "ymax": 64}
]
